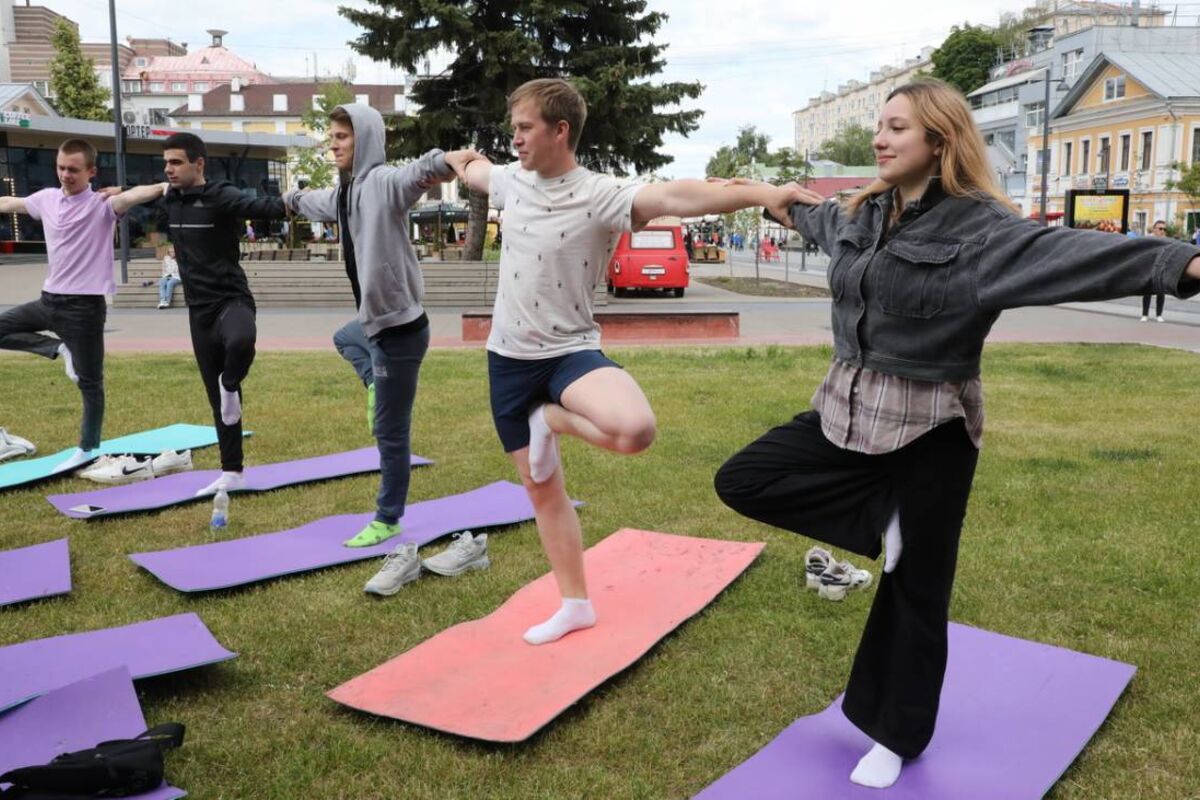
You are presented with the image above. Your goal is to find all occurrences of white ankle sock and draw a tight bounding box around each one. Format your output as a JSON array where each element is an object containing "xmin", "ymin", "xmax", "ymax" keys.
[
  {"xmin": 850, "ymin": 742, "xmax": 903, "ymax": 788},
  {"xmin": 523, "ymin": 597, "xmax": 595, "ymax": 645},
  {"xmin": 58, "ymin": 343, "xmax": 78, "ymax": 384},
  {"xmin": 527, "ymin": 404, "xmax": 559, "ymax": 484},
  {"xmin": 883, "ymin": 509, "xmax": 902, "ymax": 573},
  {"xmin": 57, "ymin": 447, "xmax": 96, "ymax": 473},
  {"xmin": 195, "ymin": 470, "xmax": 245, "ymax": 497},
  {"xmin": 218, "ymin": 373, "xmax": 242, "ymax": 426}
]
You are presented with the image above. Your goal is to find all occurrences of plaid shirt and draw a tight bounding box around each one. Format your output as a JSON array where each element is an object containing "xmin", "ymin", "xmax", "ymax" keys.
[{"xmin": 811, "ymin": 359, "xmax": 985, "ymax": 454}]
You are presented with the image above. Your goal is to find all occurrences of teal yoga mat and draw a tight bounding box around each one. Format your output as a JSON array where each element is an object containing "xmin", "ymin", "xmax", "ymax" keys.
[{"xmin": 0, "ymin": 423, "xmax": 250, "ymax": 491}]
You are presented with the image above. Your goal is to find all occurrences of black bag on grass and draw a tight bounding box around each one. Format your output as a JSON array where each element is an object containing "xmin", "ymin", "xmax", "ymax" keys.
[{"xmin": 0, "ymin": 722, "xmax": 184, "ymax": 798}]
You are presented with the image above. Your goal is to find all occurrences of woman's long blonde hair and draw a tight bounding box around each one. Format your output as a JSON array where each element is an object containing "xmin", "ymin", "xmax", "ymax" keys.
[{"xmin": 847, "ymin": 79, "xmax": 1020, "ymax": 217}]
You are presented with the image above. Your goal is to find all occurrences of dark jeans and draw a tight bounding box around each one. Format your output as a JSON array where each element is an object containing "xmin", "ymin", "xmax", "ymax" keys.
[
  {"xmin": 1141, "ymin": 293, "xmax": 1165, "ymax": 317},
  {"xmin": 189, "ymin": 300, "xmax": 256, "ymax": 472},
  {"xmin": 0, "ymin": 292, "xmax": 106, "ymax": 450},
  {"xmin": 333, "ymin": 318, "xmax": 379, "ymax": 387},
  {"xmin": 370, "ymin": 323, "xmax": 429, "ymax": 524},
  {"xmin": 714, "ymin": 410, "xmax": 979, "ymax": 758}
]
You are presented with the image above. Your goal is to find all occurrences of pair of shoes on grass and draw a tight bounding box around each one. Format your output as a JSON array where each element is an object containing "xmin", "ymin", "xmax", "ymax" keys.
[
  {"xmin": 77, "ymin": 450, "xmax": 193, "ymax": 485},
  {"xmin": 363, "ymin": 531, "xmax": 490, "ymax": 596},
  {"xmin": 805, "ymin": 546, "xmax": 873, "ymax": 601}
]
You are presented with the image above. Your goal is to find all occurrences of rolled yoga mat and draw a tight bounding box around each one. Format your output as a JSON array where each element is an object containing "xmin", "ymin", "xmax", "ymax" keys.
[
  {"xmin": 0, "ymin": 538, "xmax": 71, "ymax": 608},
  {"xmin": 692, "ymin": 622, "xmax": 1137, "ymax": 800},
  {"xmin": 328, "ymin": 529, "xmax": 765, "ymax": 742},
  {"xmin": 0, "ymin": 422, "xmax": 248, "ymax": 491},
  {"xmin": 48, "ymin": 446, "xmax": 429, "ymax": 519},
  {"xmin": 0, "ymin": 611, "xmax": 236, "ymax": 713},
  {"xmin": 0, "ymin": 667, "xmax": 185, "ymax": 800},
  {"xmin": 130, "ymin": 481, "xmax": 574, "ymax": 593}
]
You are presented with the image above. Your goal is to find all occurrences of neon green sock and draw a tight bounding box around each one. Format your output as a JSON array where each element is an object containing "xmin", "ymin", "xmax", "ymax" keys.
[
  {"xmin": 367, "ymin": 382, "xmax": 376, "ymax": 435},
  {"xmin": 344, "ymin": 520, "xmax": 400, "ymax": 548}
]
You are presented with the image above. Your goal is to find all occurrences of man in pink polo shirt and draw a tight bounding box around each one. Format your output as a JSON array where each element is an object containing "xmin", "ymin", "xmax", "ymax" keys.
[{"xmin": 0, "ymin": 138, "xmax": 166, "ymax": 471}]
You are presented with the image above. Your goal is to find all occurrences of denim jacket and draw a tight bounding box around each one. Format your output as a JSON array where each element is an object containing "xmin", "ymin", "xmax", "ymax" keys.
[{"xmin": 783, "ymin": 190, "xmax": 1200, "ymax": 381}]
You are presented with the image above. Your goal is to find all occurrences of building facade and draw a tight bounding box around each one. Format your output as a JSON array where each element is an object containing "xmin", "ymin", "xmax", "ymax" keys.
[{"xmin": 166, "ymin": 81, "xmax": 406, "ymax": 136}]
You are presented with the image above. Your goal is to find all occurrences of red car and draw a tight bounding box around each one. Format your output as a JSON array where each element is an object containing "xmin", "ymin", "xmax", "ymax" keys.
[{"xmin": 606, "ymin": 225, "xmax": 689, "ymax": 298}]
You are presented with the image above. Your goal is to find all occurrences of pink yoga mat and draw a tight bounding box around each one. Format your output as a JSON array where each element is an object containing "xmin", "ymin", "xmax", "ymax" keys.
[
  {"xmin": 693, "ymin": 623, "xmax": 1137, "ymax": 800},
  {"xmin": 47, "ymin": 447, "xmax": 430, "ymax": 518},
  {"xmin": 130, "ymin": 481, "xmax": 572, "ymax": 592},
  {"xmin": 0, "ymin": 611, "xmax": 236, "ymax": 713},
  {"xmin": 0, "ymin": 667, "xmax": 184, "ymax": 799},
  {"xmin": 0, "ymin": 538, "xmax": 70, "ymax": 607},
  {"xmin": 328, "ymin": 529, "xmax": 764, "ymax": 742}
]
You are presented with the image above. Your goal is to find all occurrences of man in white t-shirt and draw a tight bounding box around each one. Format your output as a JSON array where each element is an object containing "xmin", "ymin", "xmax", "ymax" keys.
[{"xmin": 447, "ymin": 78, "xmax": 801, "ymax": 645}]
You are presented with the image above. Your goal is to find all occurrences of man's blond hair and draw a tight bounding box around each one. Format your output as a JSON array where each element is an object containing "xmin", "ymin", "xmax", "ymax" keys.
[{"xmin": 508, "ymin": 79, "xmax": 587, "ymax": 151}]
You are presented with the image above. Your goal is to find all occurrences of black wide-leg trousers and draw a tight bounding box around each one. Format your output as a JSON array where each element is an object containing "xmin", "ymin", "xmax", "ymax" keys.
[{"xmin": 714, "ymin": 410, "xmax": 979, "ymax": 758}]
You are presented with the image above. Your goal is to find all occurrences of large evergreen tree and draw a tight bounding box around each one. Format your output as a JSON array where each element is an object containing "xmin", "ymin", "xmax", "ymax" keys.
[
  {"xmin": 48, "ymin": 19, "xmax": 109, "ymax": 121},
  {"xmin": 340, "ymin": 0, "xmax": 703, "ymax": 259}
]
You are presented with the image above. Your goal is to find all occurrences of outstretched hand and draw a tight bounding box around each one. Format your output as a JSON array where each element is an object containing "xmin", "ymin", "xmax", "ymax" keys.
[{"xmin": 444, "ymin": 149, "xmax": 483, "ymax": 182}]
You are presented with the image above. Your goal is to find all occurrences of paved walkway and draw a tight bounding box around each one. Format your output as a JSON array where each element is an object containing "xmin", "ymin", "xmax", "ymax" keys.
[{"xmin": 1, "ymin": 258, "xmax": 1197, "ymax": 354}]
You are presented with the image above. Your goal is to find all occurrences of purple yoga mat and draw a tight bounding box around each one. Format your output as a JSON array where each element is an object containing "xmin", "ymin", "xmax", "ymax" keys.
[
  {"xmin": 0, "ymin": 538, "xmax": 70, "ymax": 607},
  {"xmin": 0, "ymin": 612, "xmax": 236, "ymax": 713},
  {"xmin": 130, "ymin": 481, "xmax": 576, "ymax": 593},
  {"xmin": 694, "ymin": 623, "xmax": 1136, "ymax": 800},
  {"xmin": 0, "ymin": 667, "xmax": 184, "ymax": 799},
  {"xmin": 47, "ymin": 447, "xmax": 431, "ymax": 519}
]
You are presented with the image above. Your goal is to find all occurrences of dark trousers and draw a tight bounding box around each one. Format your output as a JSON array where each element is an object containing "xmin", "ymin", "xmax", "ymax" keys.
[
  {"xmin": 370, "ymin": 323, "xmax": 429, "ymax": 525},
  {"xmin": 0, "ymin": 292, "xmax": 106, "ymax": 450},
  {"xmin": 188, "ymin": 300, "xmax": 256, "ymax": 472},
  {"xmin": 714, "ymin": 411, "xmax": 979, "ymax": 758},
  {"xmin": 1141, "ymin": 293, "xmax": 1165, "ymax": 317}
]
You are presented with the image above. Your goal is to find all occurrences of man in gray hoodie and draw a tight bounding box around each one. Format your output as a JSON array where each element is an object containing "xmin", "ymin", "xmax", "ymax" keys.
[{"xmin": 285, "ymin": 104, "xmax": 464, "ymax": 550}]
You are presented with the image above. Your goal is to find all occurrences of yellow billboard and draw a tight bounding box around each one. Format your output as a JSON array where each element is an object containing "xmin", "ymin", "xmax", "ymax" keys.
[{"xmin": 1065, "ymin": 190, "xmax": 1129, "ymax": 233}]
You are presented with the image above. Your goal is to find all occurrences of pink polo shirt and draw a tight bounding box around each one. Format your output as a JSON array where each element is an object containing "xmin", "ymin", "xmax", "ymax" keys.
[{"xmin": 24, "ymin": 186, "xmax": 119, "ymax": 296}]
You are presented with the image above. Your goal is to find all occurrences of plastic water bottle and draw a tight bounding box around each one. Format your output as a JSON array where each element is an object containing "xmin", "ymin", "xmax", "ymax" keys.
[{"xmin": 210, "ymin": 489, "xmax": 229, "ymax": 529}]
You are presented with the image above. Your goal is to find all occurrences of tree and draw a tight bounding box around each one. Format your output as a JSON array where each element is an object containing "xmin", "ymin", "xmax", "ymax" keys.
[
  {"xmin": 293, "ymin": 80, "xmax": 356, "ymax": 191},
  {"xmin": 341, "ymin": 0, "xmax": 704, "ymax": 260},
  {"xmin": 48, "ymin": 19, "xmax": 109, "ymax": 120},
  {"xmin": 705, "ymin": 124, "xmax": 776, "ymax": 177},
  {"xmin": 931, "ymin": 24, "xmax": 1002, "ymax": 96},
  {"xmin": 814, "ymin": 124, "xmax": 875, "ymax": 166},
  {"xmin": 1167, "ymin": 161, "xmax": 1200, "ymax": 227}
]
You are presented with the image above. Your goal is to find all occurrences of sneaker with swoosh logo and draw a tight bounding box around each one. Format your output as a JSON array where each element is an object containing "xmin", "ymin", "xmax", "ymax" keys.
[{"xmin": 78, "ymin": 454, "xmax": 155, "ymax": 485}]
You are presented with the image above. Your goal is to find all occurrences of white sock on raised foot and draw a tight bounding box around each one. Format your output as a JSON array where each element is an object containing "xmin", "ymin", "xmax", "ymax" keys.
[
  {"xmin": 218, "ymin": 373, "xmax": 242, "ymax": 426},
  {"xmin": 195, "ymin": 470, "xmax": 246, "ymax": 497},
  {"xmin": 57, "ymin": 343, "xmax": 78, "ymax": 384},
  {"xmin": 527, "ymin": 404, "xmax": 559, "ymax": 484},
  {"xmin": 58, "ymin": 447, "xmax": 96, "ymax": 473},
  {"xmin": 523, "ymin": 597, "xmax": 596, "ymax": 645},
  {"xmin": 883, "ymin": 509, "xmax": 902, "ymax": 574},
  {"xmin": 850, "ymin": 742, "xmax": 903, "ymax": 789}
]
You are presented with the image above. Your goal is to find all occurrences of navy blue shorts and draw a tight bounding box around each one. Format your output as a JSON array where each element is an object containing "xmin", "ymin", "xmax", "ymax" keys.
[{"xmin": 487, "ymin": 349, "xmax": 622, "ymax": 452}]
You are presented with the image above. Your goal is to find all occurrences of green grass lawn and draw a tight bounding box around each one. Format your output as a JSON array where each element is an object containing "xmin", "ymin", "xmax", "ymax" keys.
[{"xmin": 2, "ymin": 343, "xmax": 1197, "ymax": 799}]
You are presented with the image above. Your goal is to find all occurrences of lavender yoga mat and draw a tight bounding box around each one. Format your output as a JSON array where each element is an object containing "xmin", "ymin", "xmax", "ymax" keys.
[
  {"xmin": 694, "ymin": 622, "xmax": 1136, "ymax": 800},
  {"xmin": 0, "ymin": 612, "xmax": 236, "ymax": 713},
  {"xmin": 47, "ymin": 447, "xmax": 429, "ymax": 519},
  {"xmin": 0, "ymin": 667, "xmax": 185, "ymax": 800},
  {"xmin": 0, "ymin": 538, "xmax": 70, "ymax": 607},
  {"xmin": 130, "ymin": 481, "xmax": 570, "ymax": 593}
]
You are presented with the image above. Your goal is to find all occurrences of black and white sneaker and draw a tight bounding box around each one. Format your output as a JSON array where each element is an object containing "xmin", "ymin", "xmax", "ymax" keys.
[
  {"xmin": 805, "ymin": 546, "xmax": 833, "ymax": 591},
  {"xmin": 818, "ymin": 560, "xmax": 873, "ymax": 602}
]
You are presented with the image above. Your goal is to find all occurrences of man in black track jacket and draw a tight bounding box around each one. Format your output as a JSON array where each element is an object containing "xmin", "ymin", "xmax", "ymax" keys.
[{"xmin": 160, "ymin": 132, "xmax": 289, "ymax": 496}]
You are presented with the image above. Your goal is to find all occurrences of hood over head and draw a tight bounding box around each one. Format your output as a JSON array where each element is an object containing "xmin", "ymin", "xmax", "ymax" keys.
[{"xmin": 336, "ymin": 103, "xmax": 386, "ymax": 181}]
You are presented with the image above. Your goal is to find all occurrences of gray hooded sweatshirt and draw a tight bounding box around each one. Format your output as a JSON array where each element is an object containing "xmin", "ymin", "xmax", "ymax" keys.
[{"xmin": 284, "ymin": 103, "xmax": 452, "ymax": 337}]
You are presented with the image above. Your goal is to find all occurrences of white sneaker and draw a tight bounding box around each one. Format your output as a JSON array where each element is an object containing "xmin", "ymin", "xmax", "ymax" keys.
[
  {"xmin": 0, "ymin": 428, "xmax": 36, "ymax": 462},
  {"xmin": 804, "ymin": 546, "xmax": 832, "ymax": 590},
  {"xmin": 157, "ymin": 301, "xmax": 170, "ymax": 309},
  {"xmin": 1156, "ymin": 315, "xmax": 1165, "ymax": 323},
  {"xmin": 1139, "ymin": 315, "xmax": 1149, "ymax": 322},
  {"xmin": 195, "ymin": 470, "xmax": 246, "ymax": 497},
  {"xmin": 78, "ymin": 454, "xmax": 155, "ymax": 485},
  {"xmin": 364, "ymin": 543, "xmax": 422, "ymax": 596},
  {"xmin": 818, "ymin": 560, "xmax": 874, "ymax": 601},
  {"xmin": 151, "ymin": 449, "xmax": 193, "ymax": 476}
]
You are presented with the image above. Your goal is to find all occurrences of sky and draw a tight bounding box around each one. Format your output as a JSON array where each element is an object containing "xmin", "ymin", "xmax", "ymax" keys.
[{"xmin": 57, "ymin": 0, "xmax": 1036, "ymax": 178}]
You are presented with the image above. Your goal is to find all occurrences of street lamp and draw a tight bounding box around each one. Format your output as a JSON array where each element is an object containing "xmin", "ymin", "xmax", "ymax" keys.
[
  {"xmin": 1037, "ymin": 66, "xmax": 1071, "ymax": 227},
  {"xmin": 108, "ymin": 0, "xmax": 129, "ymax": 281}
]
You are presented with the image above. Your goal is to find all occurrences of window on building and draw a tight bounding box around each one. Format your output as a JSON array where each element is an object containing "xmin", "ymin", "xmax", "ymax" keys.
[
  {"xmin": 171, "ymin": 81, "xmax": 187, "ymax": 92},
  {"xmin": 1062, "ymin": 142, "xmax": 1073, "ymax": 175},
  {"xmin": 231, "ymin": 94, "xmax": 245, "ymax": 112},
  {"xmin": 1025, "ymin": 102, "xmax": 1044, "ymax": 129},
  {"xmin": 1081, "ymin": 140, "xmax": 1091, "ymax": 174},
  {"xmin": 1103, "ymin": 75, "xmax": 1126, "ymax": 101},
  {"xmin": 355, "ymin": 94, "xmax": 369, "ymax": 106},
  {"xmin": 194, "ymin": 82, "xmax": 209, "ymax": 92},
  {"xmin": 273, "ymin": 94, "xmax": 288, "ymax": 112},
  {"xmin": 998, "ymin": 129, "xmax": 1016, "ymax": 153},
  {"xmin": 1120, "ymin": 134, "xmax": 1131, "ymax": 171},
  {"xmin": 1192, "ymin": 128, "xmax": 1200, "ymax": 165},
  {"xmin": 1098, "ymin": 136, "xmax": 1111, "ymax": 173},
  {"xmin": 1062, "ymin": 49, "xmax": 1084, "ymax": 82},
  {"xmin": 1140, "ymin": 130, "xmax": 1153, "ymax": 170},
  {"xmin": 135, "ymin": 57, "xmax": 147, "ymax": 67},
  {"xmin": 312, "ymin": 95, "xmax": 321, "ymax": 110},
  {"xmin": 150, "ymin": 82, "xmax": 164, "ymax": 92},
  {"xmin": 121, "ymin": 80, "xmax": 141, "ymax": 94}
]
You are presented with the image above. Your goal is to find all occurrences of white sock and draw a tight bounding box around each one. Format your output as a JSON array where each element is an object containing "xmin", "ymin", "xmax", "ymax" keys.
[
  {"xmin": 527, "ymin": 404, "xmax": 559, "ymax": 484},
  {"xmin": 850, "ymin": 742, "xmax": 903, "ymax": 789},
  {"xmin": 523, "ymin": 597, "xmax": 596, "ymax": 645},
  {"xmin": 218, "ymin": 373, "xmax": 242, "ymax": 426},
  {"xmin": 883, "ymin": 509, "xmax": 902, "ymax": 573},
  {"xmin": 58, "ymin": 447, "xmax": 96, "ymax": 473},
  {"xmin": 57, "ymin": 343, "xmax": 78, "ymax": 384},
  {"xmin": 195, "ymin": 470, "xmax": 245, "ymax": 497}
]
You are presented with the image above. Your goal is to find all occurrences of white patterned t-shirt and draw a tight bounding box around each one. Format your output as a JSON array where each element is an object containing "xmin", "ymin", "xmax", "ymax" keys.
[{"xmin": 486, "ymin": 163, "xmax": 641, "ymax": 358}]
